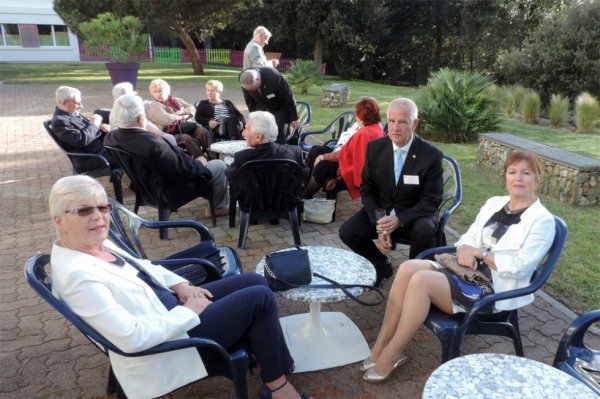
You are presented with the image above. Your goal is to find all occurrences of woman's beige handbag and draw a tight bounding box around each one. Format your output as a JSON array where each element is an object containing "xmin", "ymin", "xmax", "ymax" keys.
[{"xmin": 302, "ymin": 198, "xmax": 336, "ymax": 224}]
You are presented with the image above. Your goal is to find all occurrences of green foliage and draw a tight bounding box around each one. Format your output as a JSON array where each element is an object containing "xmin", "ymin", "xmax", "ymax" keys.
[
  {"xmin": 521, "ymin": 90, "xmax": 541, "ymax": 124},
  {"xmin": 575, "ymin": 92, "xmax": 600, "ymax": 133},
  {"xmin": 287, "ymin": 60, "xmax": 323, "ymax": 95},
  {"xmin": 79, "ymin": 12, "xmax": 146, "ymax": 63},
  {"xmin": 494, "ymin": 1, "xmax": 600, "ymax": 103},
  {"xmin": 416, "ymin": 68, "xmax": 501, "ymax": 143},
  {"xmin": 549, "ymin": 94, "xmax": 570, "ymax": 127}
]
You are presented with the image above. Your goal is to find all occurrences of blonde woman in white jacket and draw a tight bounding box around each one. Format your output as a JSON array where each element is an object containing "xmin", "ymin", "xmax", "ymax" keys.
[
  {"xmin": 49, "ymin": 175, "xmax": 310, "ymax": 399},
  {"xmin": 363, "ymin": 151, "xmax": 556, "ymax": 384}
]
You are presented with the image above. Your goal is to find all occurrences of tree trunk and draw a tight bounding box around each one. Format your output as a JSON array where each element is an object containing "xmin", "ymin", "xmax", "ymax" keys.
[
  {"xmin": 173, "ymin": 23, "xmax": 204, "ymax": 75},
  {"xmin": 313, "ymin": 35, "xmax": 323, "ymax": 71}
]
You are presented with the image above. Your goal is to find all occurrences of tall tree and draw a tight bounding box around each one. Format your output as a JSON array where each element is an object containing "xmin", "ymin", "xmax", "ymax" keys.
[{"xmin": 54, "ymin": 0, "xmax": 247, "ymax": 75}]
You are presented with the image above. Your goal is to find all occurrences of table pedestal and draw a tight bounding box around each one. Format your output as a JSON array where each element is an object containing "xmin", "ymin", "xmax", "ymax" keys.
[{"xmin": 280, "ymin": 302, "xmax": 370, "ymax": 373}]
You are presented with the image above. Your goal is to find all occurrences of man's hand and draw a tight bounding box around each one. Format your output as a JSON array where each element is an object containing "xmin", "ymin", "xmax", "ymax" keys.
[
  {"xmin": 172, "ymin": 282, "xmax": 213, "ymax": 303},
  {"xmin": 91, "ymin": 114, "xmax": 103, "ymax": 126},
  {"xmin": 290, "ymin": 120, "xmax": 299, "ymax": 129},
  {"xmin": 376, "ymin": 215, "xmax": 401, "ymax": 235},
  {"xmin": 378, "ymin": 231, "xmax": 392, "ymax": 253},
  {"xmin": 208, "ymin": 120, "xmax": 219, "ymax": 129},
  {"xmin": 99, "ymin": 123, "xmax": 111, "ymax": 134},
  {"xmin": 196, "ymin": 155, "xmax": 208, "ymax": 166}
]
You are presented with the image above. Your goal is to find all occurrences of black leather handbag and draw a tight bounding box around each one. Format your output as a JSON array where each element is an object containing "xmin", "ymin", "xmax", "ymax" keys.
[
  {"xmin": 264, "ymin": 246, "xmax": 312, "ymax": 291},
  {"xmin": 263, "ymin": 247, "xmax": 385, "ymax": 306}
]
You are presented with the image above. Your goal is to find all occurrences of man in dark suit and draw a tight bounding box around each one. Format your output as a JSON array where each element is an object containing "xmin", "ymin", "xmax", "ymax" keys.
[
  {"xmin": 239, "ymin": 68, "xmax": 299, "ymax": 144},
  {"xmin": 339, "ymin": 98, "xmax": 443, "ymax": 286},
  {"xmin": 226, "ymin": 111, "xmax": 308, "ymax": 179},
  {"xmin": 104, "ymin": 94, "xmax": 229, "ymax": 215},
  {"xmin": 51, "ymin": 85, "xmax": 114, "ymax": 171}
]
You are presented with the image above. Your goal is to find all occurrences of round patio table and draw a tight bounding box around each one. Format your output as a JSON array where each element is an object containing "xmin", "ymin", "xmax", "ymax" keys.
[{"xmin": 422, "ymin": 353, "xmax": 597, "ymax": 399}]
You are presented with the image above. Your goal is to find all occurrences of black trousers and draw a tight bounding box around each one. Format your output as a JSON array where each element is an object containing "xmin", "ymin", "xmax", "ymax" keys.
[
  {"xmin": 187, "ymin": 273, "xmax": 293, "ymax": 383},
  {"xmin": 339, "ymin": 208, "xmax": 436, "ymax": 270}
]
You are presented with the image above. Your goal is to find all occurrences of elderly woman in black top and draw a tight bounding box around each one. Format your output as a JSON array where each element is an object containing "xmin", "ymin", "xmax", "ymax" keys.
[{"xmin": 195, "ymin": 80, "xmax": 245, "ymax": 140}]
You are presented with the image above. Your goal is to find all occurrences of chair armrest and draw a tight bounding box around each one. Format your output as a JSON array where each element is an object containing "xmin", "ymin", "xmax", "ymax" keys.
[
  {"xmin": 154, "ymin": 258, "xmax": 222, "ymax": 283},
  {"xmin": 138, "ymin": 219, "xmax": 215, "ymax": 242},
  {"xmin": 556, "ymin": 309, "xmax": 600, "ymax": 359},
  {"xmin": 120, "ymin": 337, "xmax": 230, "ymax": 358},
  {"xmin": 66, "ymin": 151, "xmax": 111, "ymax": 167},
  {"xmin": 415, "ymin": 246, "xmax": 456, "ymax": 260}
]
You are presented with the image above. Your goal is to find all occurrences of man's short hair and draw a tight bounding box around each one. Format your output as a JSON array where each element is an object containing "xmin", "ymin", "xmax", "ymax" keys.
[
  {"xmin": 388, "ymin": 98, "xmax": 418, "ymax": 121},
  {"xmin": 55, "ymin": 86, "xmax": 80, "ymax": 106},
  {"xmin": 112, "ymin": 82, "xmax": 135, "ymax": 100},
  {"xmin": 111, "ymin": 94, "xmax": 145, "ymax": 129},
  {"xmin": 253, "ymin": 26, "xmax": 271, "ymax": 37},
  {"xmin": 239, "ymin": 69, "xmax": 260, "ymax": 87},
  {"xmin": 248, "ymin": 111, "xmax": 277, "ymax": 143}
]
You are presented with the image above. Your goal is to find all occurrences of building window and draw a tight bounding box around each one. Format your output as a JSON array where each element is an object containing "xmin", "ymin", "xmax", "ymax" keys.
[
  {"xmin": 0, "ymin": 24, "xmax": 70, "ymax": 47},
  {"xmin": 2, "ymin": 24, "xmax": 21, "ymax": 46}
]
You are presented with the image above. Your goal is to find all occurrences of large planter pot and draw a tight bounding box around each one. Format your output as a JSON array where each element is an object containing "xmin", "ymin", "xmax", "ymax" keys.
[{"xmin": 105, "ymin": 62, "xmax": 140, "ymax": 88}]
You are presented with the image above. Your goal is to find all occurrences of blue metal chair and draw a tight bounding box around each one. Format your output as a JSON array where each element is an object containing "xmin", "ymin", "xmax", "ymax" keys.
[
  {"xmin": 25, "ymin": 254, "xmax": 251, "ymax": 399},
  {"xmin": 298, "ymin": 111, "xmax": 355, "ymax": 153},
  {"xmin": 108, "ymin": 198, "xmax": 242, "ymax": 283},
  {"xmin": 43, "ymin": 119, "xmax": 124, "ymax": 203},
  {"xmin": 285, "ymin": 101, "xmax": 312, "ymax": 145},
  {"xmin": 416, "ymin": 216, "xmax": 568, "ymax": 363},
  {"xmin": 393, "ymin": 154, "xmax": 462, "ymax": 249},
  {"xmin": 553, "ymin": 309, "xmax": 600, "ymax": 395}
]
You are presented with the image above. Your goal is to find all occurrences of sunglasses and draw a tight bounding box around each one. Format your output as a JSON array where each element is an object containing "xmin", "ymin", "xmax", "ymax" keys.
[{"xmin": 64, "ymin": 204, "xmax": 112, "ymax": 217}]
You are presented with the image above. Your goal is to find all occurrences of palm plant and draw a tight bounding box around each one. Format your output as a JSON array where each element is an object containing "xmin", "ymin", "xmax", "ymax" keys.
[
  {"xmin": 416, "ymin": 68, "xmax": 501, "ymax": 143},
  {"xmin": 287, "ymin": 60, "xmax": 322, "ymax": 95},
  {"xmin": 575, "ymin": 92, "xmax": 600, "ymax": 133},
  {"xmin": 549, "ymin": 94, "xmax": 570, "ymax": 127}
]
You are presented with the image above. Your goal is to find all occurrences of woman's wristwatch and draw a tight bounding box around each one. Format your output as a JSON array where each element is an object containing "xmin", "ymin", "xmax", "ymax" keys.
[{"xmin": 480, "ymin": 248, "xmax": 489, "ymax": 260}]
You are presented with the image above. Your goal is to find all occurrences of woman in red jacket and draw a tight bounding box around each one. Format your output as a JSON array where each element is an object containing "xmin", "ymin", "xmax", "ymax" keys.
[{"xmin": 303, "ymin": 96, "xmax": 384, "ymax": 199}]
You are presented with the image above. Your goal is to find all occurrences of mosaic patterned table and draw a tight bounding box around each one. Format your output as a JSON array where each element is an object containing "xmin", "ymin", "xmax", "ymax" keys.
[
  {"xmin": 422, "ymin": 353, "xmax": 597, "ymax": 399},
  {"xmin": 209, "ymin": 140, "xmax": 249, "ymax": 156},
  {"xmin": 256, "ymin": 246, "xmax": 376, "ymax": 372}
]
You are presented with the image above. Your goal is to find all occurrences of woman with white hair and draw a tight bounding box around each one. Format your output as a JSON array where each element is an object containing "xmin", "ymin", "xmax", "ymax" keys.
[
  {"xmin": 48, "ymin": 174, "xmax": 311, "ymax": 399},
  {"xmin": 195, "ymin": 80, "xmax": 245, "ymax": 140},
  {"xmin": 146, "ymin": 79, "xmax": 213, "ymax": 159}
]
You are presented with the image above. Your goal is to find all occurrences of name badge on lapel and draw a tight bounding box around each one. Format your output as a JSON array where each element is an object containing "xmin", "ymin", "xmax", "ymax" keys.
[
  {"xmin": 266, "ymin": 93, "xmax": 276, "ymax": 99},
  {"xmin": 403, "ymin": 175, "xmax": 420, "ymax": 185}
]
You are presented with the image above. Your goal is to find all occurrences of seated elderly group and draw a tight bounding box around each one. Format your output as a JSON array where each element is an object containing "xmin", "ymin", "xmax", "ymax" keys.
[{"xmin": 48, "ymin": 81, "xmax": 558, "ymax": 395}]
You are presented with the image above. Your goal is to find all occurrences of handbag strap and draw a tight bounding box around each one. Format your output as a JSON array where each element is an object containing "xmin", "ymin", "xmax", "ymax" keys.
[{"xmin": 306, "ymin": 272, "xmax": 385, "ymax": 307}]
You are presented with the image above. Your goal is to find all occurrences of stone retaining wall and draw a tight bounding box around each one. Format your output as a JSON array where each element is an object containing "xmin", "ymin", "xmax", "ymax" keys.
[
  {"xmin": 322, "ymin": 83, "xmax": 351, "ymax": 107},
  {"xmin": 478, "ymin": 133, "xmax": 600, "ymax": 206}
]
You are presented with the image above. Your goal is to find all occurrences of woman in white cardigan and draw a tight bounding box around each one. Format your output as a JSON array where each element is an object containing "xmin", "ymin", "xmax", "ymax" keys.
[
  {"xmin": 48, "ymin": 175, "xmax": 309, "ymax": 399},
  {"xmin": 363, "ymin": 151, "xmax": 556, "ymax": 383}
]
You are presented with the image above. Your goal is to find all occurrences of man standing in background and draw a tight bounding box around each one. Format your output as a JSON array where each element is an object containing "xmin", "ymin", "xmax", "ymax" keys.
[{"xmin": 243, "ymin": 26, "xmax": 279, "ymax": 70}]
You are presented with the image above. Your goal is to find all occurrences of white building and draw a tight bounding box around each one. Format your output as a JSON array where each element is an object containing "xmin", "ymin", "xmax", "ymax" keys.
[{"xmin": 0, "ymin": 0, "xmax": 79, "ymax": 62}]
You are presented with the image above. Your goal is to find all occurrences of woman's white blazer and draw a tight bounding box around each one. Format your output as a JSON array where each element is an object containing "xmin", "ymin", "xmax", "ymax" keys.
[
  {"xmin": 50, "ymin": 240, "xmax": 207, "ymax": 399},
  {"xmin": 455, "ymin": 196, "xmax": 556, "ymax": 311}
]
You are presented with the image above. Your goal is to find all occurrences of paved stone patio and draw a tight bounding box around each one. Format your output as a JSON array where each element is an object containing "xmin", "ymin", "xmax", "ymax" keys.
[{"xmin": 0, "ymin": 81, "xmax": 596, "ymax": 398}]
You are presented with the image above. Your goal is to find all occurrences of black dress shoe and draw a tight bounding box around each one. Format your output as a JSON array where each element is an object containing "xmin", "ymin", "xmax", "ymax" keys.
[{"xmin": 374, "ymin": 262, "xmax": 394, "ymax": 287}]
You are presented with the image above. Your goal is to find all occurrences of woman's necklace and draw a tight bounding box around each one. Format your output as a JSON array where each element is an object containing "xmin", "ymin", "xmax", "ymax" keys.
[{"xmin": 504, "ymin": 199, "xmax": 535, "ymax": 214}]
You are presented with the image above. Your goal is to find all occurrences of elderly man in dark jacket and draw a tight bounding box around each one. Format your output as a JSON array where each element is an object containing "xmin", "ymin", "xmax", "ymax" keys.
[
  {"xmin": 239, "ymin": 68, "xmax": 298, "ymax": 144},
  {"xmin": 51, "ymin": 85, "xmax": 114, "ymax": 170},
  {"xmin": 104, "ymin": 94, "xmax": 229, "ymax": 217}
]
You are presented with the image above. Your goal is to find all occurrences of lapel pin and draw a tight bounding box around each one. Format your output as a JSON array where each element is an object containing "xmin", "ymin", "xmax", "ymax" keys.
[{"xmin": 412, "ymin": 154, "xmax": 416, "ymax": 158}]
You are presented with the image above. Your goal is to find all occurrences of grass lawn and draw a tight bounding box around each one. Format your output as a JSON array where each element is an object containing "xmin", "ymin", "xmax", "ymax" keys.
[{"xmin": 2, "ymin": 62, "xmax": 598, "ymax": 312}]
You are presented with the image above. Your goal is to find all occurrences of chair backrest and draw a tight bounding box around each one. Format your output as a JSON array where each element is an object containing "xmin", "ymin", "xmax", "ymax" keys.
[
  {"xmin": 105, "ymin": 145, "xmax": 162, "ymax": 207},
  {"xmin": 527, "ymin": 216, "xmax": 568, "ymax": 290},
  {"xmin": 43, "ymin": 119, "xmax": 111, "ymax": 174},
  {"xmin": 323, "ymin": 111, "xmax": 356, "ymax": 146},
  {"xmin": 434, "ymin": 155, "xmax": 463, "ymax": 245},
  {"xmin": 25, "ymin": 254, "xmax": 121, "ymax": 356},
  {"xmin": 296, "ymin": 101, "xmax": 312, "ymax": 128},
  {"xmin": 229, "ymin": 159, "xmax": 306, "ymax": 213}
]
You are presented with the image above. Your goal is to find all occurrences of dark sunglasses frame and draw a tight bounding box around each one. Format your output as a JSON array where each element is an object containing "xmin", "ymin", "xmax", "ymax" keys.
[{"xmin": 64, "ymin": 204, "xmax": 112, "ymax": 217}]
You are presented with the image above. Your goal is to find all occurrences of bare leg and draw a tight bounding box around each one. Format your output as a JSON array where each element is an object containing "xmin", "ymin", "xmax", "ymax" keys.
[
  {"xmin": 369, "ymin": 259, "xmax": 434, "ymax": 362},
  {"xmin": 372, "ymin": 268, "xmax": 453, "ymax": 376}
]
